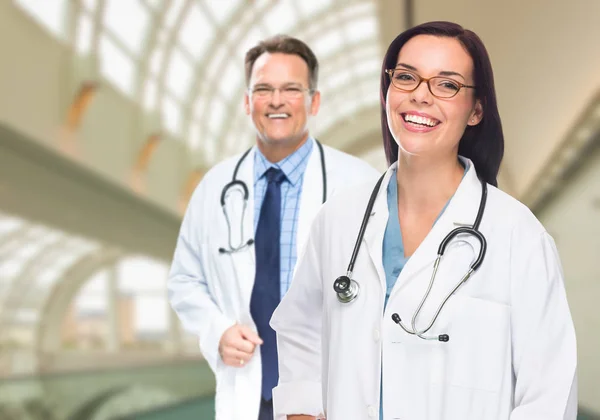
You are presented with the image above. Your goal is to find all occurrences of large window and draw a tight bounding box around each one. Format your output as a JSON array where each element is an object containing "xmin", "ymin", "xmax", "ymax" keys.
[{"xmin": 14, "ymin": 0, "xmax": 382, "ymax": 167}]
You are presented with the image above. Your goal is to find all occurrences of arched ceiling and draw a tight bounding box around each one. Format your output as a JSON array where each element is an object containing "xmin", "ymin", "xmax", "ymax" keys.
[
  {"xmin": 0, "ymin": 212, "xmax": 101, "ymax": 342},
  {"xmin": 14, "ymin": 0, "xmax": 382, "ymax": 169},
  {"xmin": 11, "ymin": 0, "xmax": 600, "ymax": 199}
]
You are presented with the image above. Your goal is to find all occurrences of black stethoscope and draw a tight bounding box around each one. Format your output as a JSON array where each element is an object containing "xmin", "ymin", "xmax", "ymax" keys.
[
  {"xmin": 333, "ymin": 170, "xmax": 488, "ymax": 342},
  {"xmin": 218, "ymin": 140, "xmax": 327, "ymax": 254}
]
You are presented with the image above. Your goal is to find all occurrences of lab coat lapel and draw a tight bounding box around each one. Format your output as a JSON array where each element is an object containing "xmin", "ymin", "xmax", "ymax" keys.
[
  {"xmin": 389, "ymin": 160, "xmax": 483, "ymax": 301},
  {"xmin": 361, "ymin": 166, "xmax": 395, "ymax": 293},
  {"xmin": 296, "ymin": 138, "xmax": 326, "ymax": 255}
]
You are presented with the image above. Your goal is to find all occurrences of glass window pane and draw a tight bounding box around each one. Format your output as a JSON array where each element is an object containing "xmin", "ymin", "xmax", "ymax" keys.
[
  {"xmin": 224, "ymin": 20, "xmax": 245, "ymax": 46},
  {"xmin": 99, "ymin": 36, "xmax": 135, "ymax": 96},
  {"xmin": 354, "ymin": 59, "xmax": 379, "ymax": 79},
  {"xmin": 337, "ymin": 98, "xmax": 360, "ymax": 120},
  {"xmin": 361, "ymin": 78, "xmax": 380, "ymax": 102},
  {"xmin": 235, "ymin": 27, "xmax": 265, "ymax": 66},
  {"xmin": 297, "ymin": 0, "xmax": 332, "ymax": 19},
  {"xmin": 117, "ymin": 256, "xmax": 167, "ymax": 292},
  {"xmin": 0, "ymin": 214, "xmax": 24, "ymax": 236},
  {"xmin": 76, "ymin": 13, "xmax": 94, "ymax": 55},
  {"xmin": 144, "ymin": 0, "xmax": 164, "ymax": 10},
  {"xmin": 204, "ymin": 47, "xmax": 228, "ymax": 87},
  {"xmin": 203, "ymin": 0, "xmax": 241, "ymax": 26},
  {"xmin": 162, "ymin": 96, "xmax": 182, "ymax": 135},
  {"xmin": 207, "ymin": 100, "xmax": 226, "ymax": 134},
  {"xmin": 143, "ymin": 79, "xmax": 157, "ymax": 111},
  {"xmin": 178, "ymin": 3, "xmax": 214, "ymax": 60},
  {"xmin": 136, "ymin": 296, "xmax": 168, "ymax": 333},
  {"xmin": 312, "ymin": 30, "xmax": 344, "ymax": 60},
  {"xmin": 149, "ymin": 46, "xmax": 164, "ymax": 77},
  {"xmin": 1, "ymin": 260, "xmax": 22, "ymax": 280},
  {"xmin": 14, "ymin": 241, "xmax": 46, "ymax": 260},
  {"xmin": 340, "ymin": 3, "xmax": 375, "ymax": 21},
  {"xmin": 325, "ymin": 64, "xmax": 352, "ymax": 92},
  {"xmin": 202, "ymin": 130, "xmax": 217, "ymax": 164},
  {"xmin": 188, "ymin": 123, "xmax": 201, "ymax": 150},
  {"xmin": 346, "ymin": 17, "xmax": 378, "ymax": 44},
  {"xmin": 230, "ymin": 117, "xmax": 251, "ymax": 149},
  {"xmin": 351, "ymin": 45, "xmax": 378, "ymax": 63},
  {"xmin": 250, "ymin": 0, "xmax": 271, "ymax": 8},
  {"xmin": 219, "ymin": 62, "xmax": 241, "ymax": 102},
  {"xmin": 70, "ymin": 237, "xmax": 99, "ymax": 255},
  {"xmin": 164, "ymin": 0, "xmax": 186, "ymax": 28},
  {"xmin": 104, "ymin": 0, "xmax": 149, "ymax": 55},
  {"xmin": 225, "ymin": 121, "xmax": 248, "ymax": 154},
  {"xmin": 156, "ymin": 27, "xmax": 170, "ymax": 46},
  {"xmin": 15, "ymin": 0, "xmax": 67, "ymax": 39},
  {"xmin": 37, "ymin": 266, "xmax": 64, "ymax": 289},
  {"xmin": 37, "ymin": 230, "xmax": 63, "ymax": 246},
  {"xmin": 37, "ymin": 243, "xmax": 93, "ymax": 289},
  {"xmin": 262, "ymin": 0, "xmax": 297, "ymax": 38},
  {"xmin": 81, "ymin": 0, "xmax": 98, "ymax": 13},
  {"xmin": 317, "ymin": 113, "xmax": 334, "ymax": 134},
  {"xmin": 76, "ymin": 270, "xmax": 108, "ymax": 313},
  {"xmin": 13, "ymin": 309, "xmax": 39, "ymax": 324},
  {"xmin": 193, "ymin": 98, "xmax": 206, "ymax": 121},
  {"xmin": 166, "ymin": 49, "xmax": 193, "ymax": 101}
]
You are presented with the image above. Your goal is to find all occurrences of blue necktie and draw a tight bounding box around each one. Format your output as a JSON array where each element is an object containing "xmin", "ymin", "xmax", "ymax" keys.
[{"xmin": 250, "ymin": 167, "xmax": 286, "ymax": 401}]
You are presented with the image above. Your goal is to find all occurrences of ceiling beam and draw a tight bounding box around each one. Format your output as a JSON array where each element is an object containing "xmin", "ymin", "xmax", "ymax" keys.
[
  {"xmin": 522, "ymin": 92, "xmax": 600, "ymax": 211},
  {"xmin": 0, "ymin": 123, "xmax": 181, "ymax": 261}
]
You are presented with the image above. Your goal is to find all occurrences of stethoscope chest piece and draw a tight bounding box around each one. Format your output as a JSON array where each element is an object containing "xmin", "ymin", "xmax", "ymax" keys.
[{"xmin": 333, "ymin": 275, "xmax": 360, "ymax": 304}]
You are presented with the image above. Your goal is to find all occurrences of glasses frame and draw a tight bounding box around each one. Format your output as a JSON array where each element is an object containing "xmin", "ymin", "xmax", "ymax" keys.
[
  {"xmin": 249, "ymin": 85, "xmax": 315, "ymax": 100},
  {"xmin": 385, "ymin": 68, "xmax": 476, "ymax": 99}
]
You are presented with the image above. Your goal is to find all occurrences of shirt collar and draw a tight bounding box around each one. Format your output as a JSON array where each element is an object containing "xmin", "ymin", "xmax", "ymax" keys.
[{"xmin": 254, "ymin": 137, "xmax": 314, "ymax": 186}]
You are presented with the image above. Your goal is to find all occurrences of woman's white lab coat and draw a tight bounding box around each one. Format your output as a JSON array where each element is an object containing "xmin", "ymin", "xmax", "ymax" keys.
[
  {"xmin": 168, "ymin": 138, "xmax": 380, "ymax": 420},
  {"xmin": 270, "ymin": 160, "xmax": 578, "ymax": 420}
]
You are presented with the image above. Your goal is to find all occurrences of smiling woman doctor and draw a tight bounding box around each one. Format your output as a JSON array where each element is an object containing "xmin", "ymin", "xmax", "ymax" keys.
[{"xmin": 270, "ymin": 21, "xmax": 578, "ymax": 420}]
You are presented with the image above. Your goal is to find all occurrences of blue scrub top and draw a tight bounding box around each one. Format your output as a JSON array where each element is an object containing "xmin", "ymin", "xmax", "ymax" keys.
[{"xmin": 380, "ymin": 160, "xmax": 468, "ymax": 419}]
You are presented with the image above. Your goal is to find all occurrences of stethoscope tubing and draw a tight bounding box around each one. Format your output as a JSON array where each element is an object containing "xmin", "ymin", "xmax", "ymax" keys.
[
  {"xmin": 335, "ymin": 169, "xmax": 489, "ymax": 343},
  {"xmin": 219, "ymin": 140, "xmax": 327, "ymax": 254}
]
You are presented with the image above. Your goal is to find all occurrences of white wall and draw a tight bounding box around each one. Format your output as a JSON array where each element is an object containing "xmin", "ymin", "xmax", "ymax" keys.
[{"xmin": 537, "ymin": 143, "xmax": 600, "ymax": 411}]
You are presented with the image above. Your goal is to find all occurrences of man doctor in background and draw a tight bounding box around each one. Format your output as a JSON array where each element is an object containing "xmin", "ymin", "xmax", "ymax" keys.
[{"xmin": 168, "ymin": 35, "xmax": 380, "ymax": 420}]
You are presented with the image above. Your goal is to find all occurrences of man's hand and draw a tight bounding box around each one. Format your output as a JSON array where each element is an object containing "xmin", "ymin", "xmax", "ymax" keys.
[{"xmin": 218, "ymin": 324, "xmax": 263, "ymax": 367}]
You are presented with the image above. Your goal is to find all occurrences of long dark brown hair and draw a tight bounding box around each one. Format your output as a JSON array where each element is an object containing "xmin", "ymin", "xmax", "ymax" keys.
[{"xmin": 380, "ymin": 21, "xmax": 504, "ymax": 186}]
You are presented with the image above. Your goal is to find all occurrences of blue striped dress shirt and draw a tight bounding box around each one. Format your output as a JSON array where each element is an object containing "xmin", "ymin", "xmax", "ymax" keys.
[{"xmin": 253, "ymin": 138, "xmax": 314, "ymax": 300}]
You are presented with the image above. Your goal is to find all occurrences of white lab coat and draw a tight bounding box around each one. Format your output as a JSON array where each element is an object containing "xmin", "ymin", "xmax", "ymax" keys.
[
  {"xmin": 271, "ymin": 160, "xmax": 578, "ymax": 420},
  {"xmin": 168, "ymin": 138, "xmax": 380, "ymax": 420}
]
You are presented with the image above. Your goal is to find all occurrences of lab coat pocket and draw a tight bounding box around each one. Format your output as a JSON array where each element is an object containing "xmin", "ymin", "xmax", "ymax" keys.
[{"xmin": 433, "ymin": 295, "xmax": 510, "ymax": 393}]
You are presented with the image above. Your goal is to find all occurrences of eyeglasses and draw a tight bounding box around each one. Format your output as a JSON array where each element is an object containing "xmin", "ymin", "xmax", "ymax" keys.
[
  {"xmin": 385, "ymin": 69, "xmax": 476, "ymax": 99},
  {"xmin": 250, "ymin": 85, "xmax": 313, "ymax": 100}
]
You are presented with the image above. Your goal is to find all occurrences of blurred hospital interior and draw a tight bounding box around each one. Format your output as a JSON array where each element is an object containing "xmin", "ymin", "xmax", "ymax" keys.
[{"xmin": 0, "ymin": 0, "xmax": 599, "ymax": 418}]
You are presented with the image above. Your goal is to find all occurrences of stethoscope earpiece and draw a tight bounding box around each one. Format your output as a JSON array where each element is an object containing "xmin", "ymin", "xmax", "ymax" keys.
[
  {"xmin": 219, "ymin": 239, "xmax": 254, "ymax": 255},
  {"xmin": 391, "ymin": 313, "xmax": 451, "ymax": 342}
]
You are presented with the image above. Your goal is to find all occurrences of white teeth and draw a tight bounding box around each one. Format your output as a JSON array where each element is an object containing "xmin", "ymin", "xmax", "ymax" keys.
[
  {"xmin": 403, "ymin": 114, "xmax": 438, "ymax": 127},
  {"xmin": 268, "ymin": 113, "xmax": 289, "ymax": 119}
]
